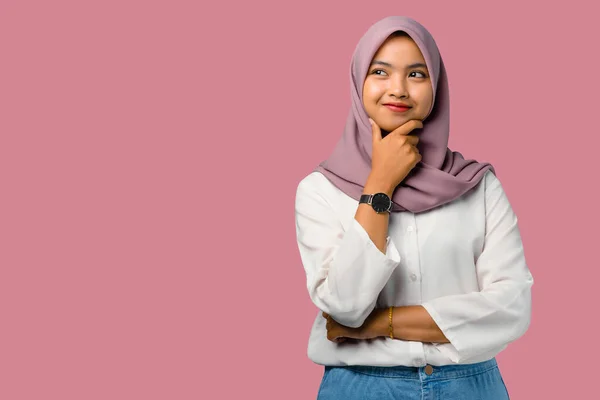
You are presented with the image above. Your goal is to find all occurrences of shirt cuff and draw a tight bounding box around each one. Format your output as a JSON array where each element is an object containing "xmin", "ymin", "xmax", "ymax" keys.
[{"xmin": 421, "ymin": 302, "xmax": 463, "ymax": 363}]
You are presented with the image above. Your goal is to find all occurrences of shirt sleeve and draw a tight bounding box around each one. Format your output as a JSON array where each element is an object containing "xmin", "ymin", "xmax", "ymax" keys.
[
  {"xmin": 420, "ymin": 171, "xmax": 534, "ymax": 363},
  {"xmin": 295, "ymin": 176, "xmax": 401, "ymax": 328}
]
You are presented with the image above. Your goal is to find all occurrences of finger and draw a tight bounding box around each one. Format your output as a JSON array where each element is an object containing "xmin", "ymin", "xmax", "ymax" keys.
[
  {"xmin": 328, "ymin": 330, "xmax": 341, "ymax": 342},
  {"xmin": 369, "ymin": 118, "xmax": 382, "ymax": 143},
  {"xmin": 394, "ymin": 135, "xmax": 419, "ymax": 151},
  {"xmin": 390, "ymin": 119, "xmax": 424, "ymax": 137},
  {"xmin": 322, "ymin": 312, "xmax": 328, "ymax": 319},
  {"xmin": 404, "ymin": 135, "xmax": 420, "ymax": 146}
]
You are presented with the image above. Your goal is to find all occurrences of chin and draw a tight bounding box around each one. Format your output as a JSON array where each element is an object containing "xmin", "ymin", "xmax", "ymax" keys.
[
  {"xmin": 382, "ymin": 115, "xmax": 423, "ymax": 132},
  {"xmin": 380, "ymin": 121, "xmax": 405, "ymax": 132}
]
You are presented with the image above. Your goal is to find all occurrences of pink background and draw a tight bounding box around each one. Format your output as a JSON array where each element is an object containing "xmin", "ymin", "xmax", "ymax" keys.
[{"xmin": 1, "ymin": 0, "xmax": 599, "ymax": 399}]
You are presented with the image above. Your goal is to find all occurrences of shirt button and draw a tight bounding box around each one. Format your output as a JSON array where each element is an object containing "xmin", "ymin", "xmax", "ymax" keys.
[
  {"xmin": 406, "ymin": 226, "xmax": 414, "ymax": 232},
  {"xmin": 410, "ymin": 273, "xmax": 417, "ymax": 281}
]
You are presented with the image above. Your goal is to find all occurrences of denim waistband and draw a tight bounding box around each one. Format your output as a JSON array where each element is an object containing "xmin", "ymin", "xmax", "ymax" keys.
[{"xmin": 326, "ymin": 358, "xmax": 498, "ymax": 381}]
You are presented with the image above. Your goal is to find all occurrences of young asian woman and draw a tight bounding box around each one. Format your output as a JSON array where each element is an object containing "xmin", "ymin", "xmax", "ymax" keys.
[{"xmin": 294, "ymin": 16, "xmax": 533, "ymax": 400}]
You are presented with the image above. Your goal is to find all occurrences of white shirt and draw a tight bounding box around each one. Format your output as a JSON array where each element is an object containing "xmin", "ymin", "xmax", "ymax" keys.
[{"xmin": 294, "ymin": 169, "xmax": 533, "ymax": 367}]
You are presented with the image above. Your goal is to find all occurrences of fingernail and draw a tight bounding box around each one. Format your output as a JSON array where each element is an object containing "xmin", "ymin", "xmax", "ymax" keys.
[{"xmin": 368, "ymin": 118, "xmax": 374, "ymax": 125}]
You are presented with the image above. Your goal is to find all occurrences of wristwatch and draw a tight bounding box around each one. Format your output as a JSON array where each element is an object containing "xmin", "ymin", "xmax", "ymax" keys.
[{"xmin": 359, "ymin": 193, "xmax": 392, "ymax": 213}]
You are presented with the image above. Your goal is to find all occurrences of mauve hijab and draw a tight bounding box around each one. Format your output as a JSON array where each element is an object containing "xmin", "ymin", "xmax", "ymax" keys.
[{"xmin": 314, "ymin": 16, "xmax": 494, "ymax": 213}]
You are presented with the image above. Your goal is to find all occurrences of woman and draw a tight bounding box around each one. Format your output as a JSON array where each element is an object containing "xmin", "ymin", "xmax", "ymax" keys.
[{"xmin": 294, "ymin": 16, "xmax": 533, "ymax": 399}]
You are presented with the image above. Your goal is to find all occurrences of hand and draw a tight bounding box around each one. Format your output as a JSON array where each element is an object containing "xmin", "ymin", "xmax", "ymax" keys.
[
  {"xmin": 368, "ymin": 118, "xmax": 423, "ymax": 190},
  {"xmin": 322, "ymin": 311, "xmax": 383, "ymax": 343}
]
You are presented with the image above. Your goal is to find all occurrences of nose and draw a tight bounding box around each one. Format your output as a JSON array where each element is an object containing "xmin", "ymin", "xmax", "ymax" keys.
[{"xmin": 389, "ymin": 76, "xmax": 409, "ymax": 99}]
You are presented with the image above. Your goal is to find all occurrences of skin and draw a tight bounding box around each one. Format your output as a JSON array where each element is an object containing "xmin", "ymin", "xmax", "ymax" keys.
[
  {"xmin": 322, "ymin": 307, "xmax": 449, "ymax": 344},
  {"xmin": 362, "ymin": 33, "xmax": 434, "ymax": 134},
  {"xmin": 322, "ymin": 34, "xmax": 449, "ymax": 345}
]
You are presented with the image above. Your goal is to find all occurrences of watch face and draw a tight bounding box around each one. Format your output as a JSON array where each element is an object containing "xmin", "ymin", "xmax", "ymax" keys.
[{"xmin": 371, "ymin": 193, "xmax": 391, "ymax": 213}]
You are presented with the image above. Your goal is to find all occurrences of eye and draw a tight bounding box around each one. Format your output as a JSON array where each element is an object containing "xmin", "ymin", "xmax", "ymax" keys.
[
  {"xmin": 409, "ymin": 71, "xmax": 428, "ymax": 78},
  {"xmin": 371, "ymin": 69, "xmax": 388, "ymax": 76}
]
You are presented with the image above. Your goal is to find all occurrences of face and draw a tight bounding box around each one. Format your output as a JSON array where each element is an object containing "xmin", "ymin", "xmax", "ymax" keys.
[{"xmin": 362, "ymin": 34, "xmax": 434, "ymax": 133}]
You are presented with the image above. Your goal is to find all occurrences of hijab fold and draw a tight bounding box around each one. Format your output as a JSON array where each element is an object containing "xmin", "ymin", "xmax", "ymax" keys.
[{"xmin": 315, "ymin": 16, "xmax": 494, "ymax": 213}]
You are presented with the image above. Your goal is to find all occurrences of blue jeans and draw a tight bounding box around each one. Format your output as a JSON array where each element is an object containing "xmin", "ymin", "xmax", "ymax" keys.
[{"xmin": 317, "ymin": 358, "xmax": 509, "ymax": 400}]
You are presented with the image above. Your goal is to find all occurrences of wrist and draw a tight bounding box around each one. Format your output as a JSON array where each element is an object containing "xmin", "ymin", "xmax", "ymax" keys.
[
  {"xmin": 364, "ymin": 174, "xmax": 395, "ymax": 197},
  {"xmin": 369, "ymin": 307, "xmax": 392, "ymax": 338}
]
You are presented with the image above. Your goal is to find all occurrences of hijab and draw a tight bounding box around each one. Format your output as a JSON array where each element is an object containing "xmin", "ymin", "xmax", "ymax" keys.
[{"xmin": 314, "ymin": 16, "xmax": 494, "ymax": 213}]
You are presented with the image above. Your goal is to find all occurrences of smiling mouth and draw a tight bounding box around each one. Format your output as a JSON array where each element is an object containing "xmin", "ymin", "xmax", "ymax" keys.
[{"xmin": 383, "ymin": 104, "xmax": 411, "ymax": 113}]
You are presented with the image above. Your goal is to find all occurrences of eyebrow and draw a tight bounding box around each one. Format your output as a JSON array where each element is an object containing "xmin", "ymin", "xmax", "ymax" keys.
[{"xmin": 370, "ymin": 60, "xmax": 428, "ymax": 70}]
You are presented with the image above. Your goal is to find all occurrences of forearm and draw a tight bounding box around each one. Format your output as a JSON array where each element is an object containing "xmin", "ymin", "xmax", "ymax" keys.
[
  {"xmin": 354, "ymin": 174, "xmax": 395, "ymax": 254},
  {"xmin": 372, "ymin": 306, "xmax": 450, "ymax": 343}
]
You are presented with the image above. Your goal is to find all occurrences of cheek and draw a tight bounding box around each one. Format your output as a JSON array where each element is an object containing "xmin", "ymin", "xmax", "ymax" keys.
[
  {"xmin": 415, "ymin": 89, "xmax": 434, "ymax": 112},
  {"xmin": 425, "ymin": 90, "xmax": 434, "ymax": 108},
  {"xmin": 363, "ymin": 81, "xmax": 383, "ymax": 102}
]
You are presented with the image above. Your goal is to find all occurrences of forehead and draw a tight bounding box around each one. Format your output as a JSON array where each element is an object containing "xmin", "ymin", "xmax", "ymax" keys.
[{"xmin": 372, "ymin": 35, "xmax": 426, "ymax": 62}]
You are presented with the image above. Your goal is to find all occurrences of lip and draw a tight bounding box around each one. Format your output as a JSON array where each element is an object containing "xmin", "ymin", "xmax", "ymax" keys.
[{"xmin": 383, "ymin": 104, "xmax": 411, "ymax": 112}]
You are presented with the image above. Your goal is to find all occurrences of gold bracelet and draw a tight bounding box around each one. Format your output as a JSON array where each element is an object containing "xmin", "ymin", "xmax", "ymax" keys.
[{"xmin": 388, "ymin": 306, "xmax": 394, "ymax": 339}]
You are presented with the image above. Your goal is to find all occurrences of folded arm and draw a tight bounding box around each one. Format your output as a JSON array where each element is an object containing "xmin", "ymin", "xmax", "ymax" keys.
[
  {"xmin": 325, "ymin": 305, "xmax": 451, "ymax": 344},
  {"xmin": 323, "ymin": 172, "xmax": 533, "ymax": 363},
  {"xmin": 420, "ymin": 172, "xmax": 534, "ymax": 362},
  {"xmin": 295, "ymin": 174, "xmax": 401, "ymax": 328}
]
